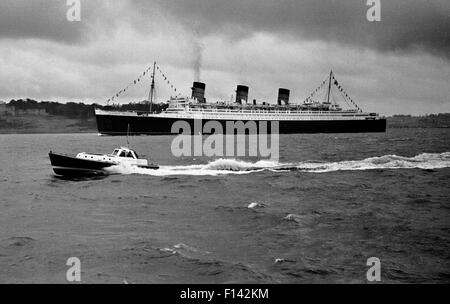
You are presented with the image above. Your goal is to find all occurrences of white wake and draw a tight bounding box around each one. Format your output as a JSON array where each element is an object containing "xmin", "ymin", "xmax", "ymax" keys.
[{"xmin": 105, "ymin": 152, "xmax": 450, "ymax": 176}]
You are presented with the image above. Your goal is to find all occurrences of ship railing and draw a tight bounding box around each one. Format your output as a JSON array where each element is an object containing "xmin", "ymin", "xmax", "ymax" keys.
[
  {"xmin": 96, "ymin": 108, "xmax": 378, "ymax": 120},
  {"xmin": 156, "ymin": 112, "xmax": 374, "ymax": 121},
  {"xmin": 185, "ymin": 108, "xmax": 369, "ymax": 116}
]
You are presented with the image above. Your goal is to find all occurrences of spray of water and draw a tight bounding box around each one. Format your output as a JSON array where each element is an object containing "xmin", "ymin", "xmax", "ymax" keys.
[{"xmin": 105, "ymin": 152, "xmax": 450, "ymax": 177}]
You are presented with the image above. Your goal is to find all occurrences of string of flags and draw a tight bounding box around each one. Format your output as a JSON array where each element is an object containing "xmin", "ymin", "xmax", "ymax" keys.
[
  {"xmin": 332, "ymin": 76, "xmax": 362, "ymax": 112},
  {"xmin": 303, "ymin": 76, "xmax": 328, "ymax": 104},
  {"xmin": 303, "ymin": 73, "xmax": 363, "ymax": 112},
  {"xmin": 106, "ymin": 62, "xmax": 180, "ymax": 104},
  {"xmin": 107, "ymin": 65, "xmax": 153, "ymax": 104},
  {"xmin": 155, "ymin": 64, "xmax": 179, "ymax": 96}
]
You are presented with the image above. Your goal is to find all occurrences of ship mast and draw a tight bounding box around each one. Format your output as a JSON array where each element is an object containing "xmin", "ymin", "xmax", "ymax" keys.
[
  {"xmin": 147, "ymin": 61, "xmax": 156, "ymax": 113},
  {"xmin": 326, "ymin": 70, "xmax": 333, "ymax": 104}
]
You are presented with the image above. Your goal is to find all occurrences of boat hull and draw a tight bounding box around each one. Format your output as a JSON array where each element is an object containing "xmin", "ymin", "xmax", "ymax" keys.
[
  {"xmin": 49, "ymin": 152, "xmax": 115, "ymax": 177},
  {"xmin": 95, "ymin": 114, "xmax": 387, "ymax": 135},
  {"xmin": 49, "ymin": 152, "xmax": 159, "ymax": 177},
  {"xmin": 52, "ymin": 167, "xmax": 108, "ymax": 177}
]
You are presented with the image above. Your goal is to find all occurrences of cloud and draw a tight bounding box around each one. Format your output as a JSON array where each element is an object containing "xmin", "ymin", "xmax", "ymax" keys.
[
  {"xmin": 0, "ymin": 0, "xmax": 85, "ymax": 43},
  {"xmin": 143, "ymin": 0, "xmax": 450, "ymax": 59},
  {"xmin": 0, "ymin": 0, "xmax": 134, "ymax": 44},
  {"xmin": 1, "ymin": 31, "xmax": 448, "ymax": 115},
  {"xmin": 0, "ymin": 0, "xmax": 448, "ymax": 115},
  {"xmin": 2, "ymin": 0, "xmax": 448, "ymax": 56}
]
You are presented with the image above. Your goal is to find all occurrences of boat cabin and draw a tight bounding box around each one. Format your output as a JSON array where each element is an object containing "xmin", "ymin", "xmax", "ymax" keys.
[
  {"xmin": 110, "ymin": 147, "xmax": 140, "ymax": 159},
  {"xmin": 74, "ymin": 146, "xmax": 150, "ymax": 167}
]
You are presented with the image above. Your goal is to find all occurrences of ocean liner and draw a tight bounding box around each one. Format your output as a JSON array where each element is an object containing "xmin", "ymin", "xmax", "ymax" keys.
[{"xmin": 95, "ymin": 63, "xmax": 386, "ymax": 135}]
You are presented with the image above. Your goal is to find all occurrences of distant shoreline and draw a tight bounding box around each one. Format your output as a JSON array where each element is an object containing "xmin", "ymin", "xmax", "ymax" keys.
[
  {"xmin": 0, "ymin": 115, "xmax": 97, "ymax": 134},
  {"xmin": 1, "ymin": 99, "xmax": 449, "ymax": 134}
]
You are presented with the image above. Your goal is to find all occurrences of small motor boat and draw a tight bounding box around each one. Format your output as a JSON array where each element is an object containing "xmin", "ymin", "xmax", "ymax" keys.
[{"xmin": 49, "ymin": 146, "xmax": 159, "ymax": 177}]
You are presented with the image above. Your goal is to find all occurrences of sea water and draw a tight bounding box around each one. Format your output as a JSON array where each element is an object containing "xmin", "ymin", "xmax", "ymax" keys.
[{"xmin": 0, "ymin": 128, "xmax": 449, "ymax": 283}]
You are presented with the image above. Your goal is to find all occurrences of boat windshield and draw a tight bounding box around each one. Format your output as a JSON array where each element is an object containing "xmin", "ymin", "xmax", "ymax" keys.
[{"xmin": 111, "ymin": 149, "xmax": 119, "ymax": 156}]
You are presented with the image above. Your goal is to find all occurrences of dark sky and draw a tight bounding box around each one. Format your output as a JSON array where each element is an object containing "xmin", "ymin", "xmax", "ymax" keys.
[
  {"xmin": 0, "ymin": 0, "xmax": 449, "ymax": 114},
  {"xmin": 149, "ymin": 0, "xmax": 450, "ymax": 58}
]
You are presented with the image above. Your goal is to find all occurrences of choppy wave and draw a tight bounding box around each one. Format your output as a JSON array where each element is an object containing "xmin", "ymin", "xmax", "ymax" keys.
[
  {"xmin": 283, "ymin": 214, "xmax": 304, "ymax": 223},
  {"xmin": 159, "ymin": 243, "xmax": 211, "ymax": 260},
  {"xmin": 106, "ymin": 152, "xmax": 450, "ymax": 176},
  {"xmin": 247, "ymin": 202, "xmax": 267, "ymax": 209}
]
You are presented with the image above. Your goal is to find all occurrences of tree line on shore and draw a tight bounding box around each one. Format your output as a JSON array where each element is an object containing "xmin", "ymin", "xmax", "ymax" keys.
[
  {"xmin": 5, "ymin": 99, "xmax": 169, "ymax": 119},
  {"xmin": 388, "ymin": 113, "xmax": 450, "ymax": 128}
]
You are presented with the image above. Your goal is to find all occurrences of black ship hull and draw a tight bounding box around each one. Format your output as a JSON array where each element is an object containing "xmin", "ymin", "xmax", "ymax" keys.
[{"xmin": 95, "ymin": 114, "xmax": 387, "ymax": 135}]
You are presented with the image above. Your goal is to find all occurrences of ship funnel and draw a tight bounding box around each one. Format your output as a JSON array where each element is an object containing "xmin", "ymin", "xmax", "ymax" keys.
[
  {"xmin": 191, "ymin": 82, "xmax": 206, "ymax": 103},
  {"xmin": 236, "ymin": 85, "xmax": 249, "ymax": 104},
  {"xmin": 277, "ymin": 88, "xmax": 290, "ymax": 105}
]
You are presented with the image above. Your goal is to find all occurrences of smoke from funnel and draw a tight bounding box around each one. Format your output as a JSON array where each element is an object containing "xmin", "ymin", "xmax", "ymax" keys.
[{"xmin": 192, "ymin": 40, "xmax": 203, "ymax": 81}]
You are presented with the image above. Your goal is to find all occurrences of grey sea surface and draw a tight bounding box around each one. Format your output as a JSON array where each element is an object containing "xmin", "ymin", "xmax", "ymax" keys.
[{"xmin": 0, "ymin": 128, "xmax": 449, "ymax": 283}]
